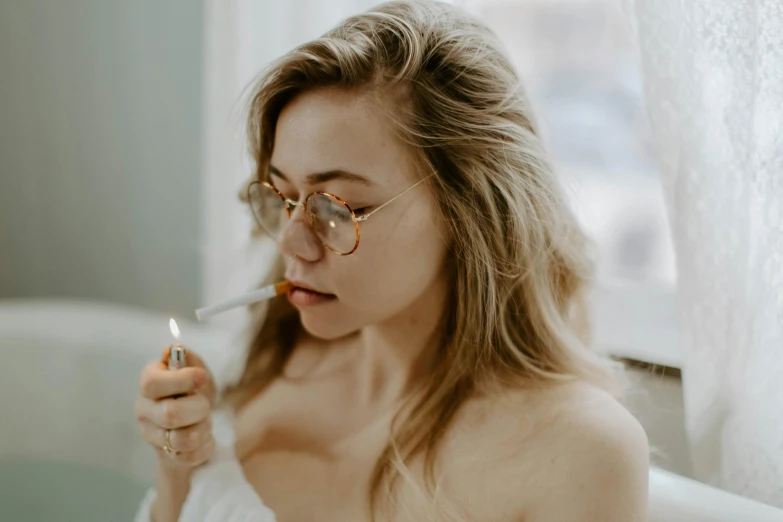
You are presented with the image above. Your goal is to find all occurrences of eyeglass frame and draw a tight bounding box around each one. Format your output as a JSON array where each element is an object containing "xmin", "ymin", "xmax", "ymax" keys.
[{"xmin": 247, "ymin": 174, "xmax": 432, "ymax": 256}]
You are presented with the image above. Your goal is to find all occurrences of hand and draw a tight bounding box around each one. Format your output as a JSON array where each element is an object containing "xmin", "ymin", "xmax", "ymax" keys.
[{"xmin": 135, "ymin": 347, "xmax": 216, "ymax": 471}]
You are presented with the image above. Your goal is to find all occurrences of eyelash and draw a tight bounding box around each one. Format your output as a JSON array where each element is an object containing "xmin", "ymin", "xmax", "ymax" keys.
[{"xmin": 269, "ymin": 180, "xmax": 371, "ymax": 216}]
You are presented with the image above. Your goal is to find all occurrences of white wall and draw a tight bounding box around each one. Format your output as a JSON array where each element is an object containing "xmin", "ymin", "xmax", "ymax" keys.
[
  {"xmin": 0, "ymin": 0, "xmax": 383, "ymax": 323},
  {"xmin": 0, "ymin": 0, "xmax": 204, "ymax": 316}
]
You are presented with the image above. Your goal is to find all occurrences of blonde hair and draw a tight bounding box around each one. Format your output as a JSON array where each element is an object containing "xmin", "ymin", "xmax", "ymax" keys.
[{"xmin": 226, "ymin": 0, "xmax": 623, "ymax": 519}]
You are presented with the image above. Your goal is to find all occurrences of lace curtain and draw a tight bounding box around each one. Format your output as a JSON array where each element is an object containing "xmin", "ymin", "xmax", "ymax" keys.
[{"xmin": 629, "ymin": 0, "xmax": 783, "ymax": 507}]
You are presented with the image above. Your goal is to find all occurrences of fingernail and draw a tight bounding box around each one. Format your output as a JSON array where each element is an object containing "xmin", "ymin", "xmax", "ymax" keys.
[{"xmin": 194, "ymin": 371, "xmax": 207, "ymax": 387}]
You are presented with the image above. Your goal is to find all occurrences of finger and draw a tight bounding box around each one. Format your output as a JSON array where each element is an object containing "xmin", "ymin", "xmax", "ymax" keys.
[
  {"xmin": 170, "ymin": 420, "xmax": 214, "ymax": 453},
  {"xmin": 137, "ymin": 394, "xmax": 211, "ymax": 430},
  {"xmin": 172, "ymin": 350, "xmax": 217, "ymax": 404},
  {"xmin": 182, "ymin": 436, "xmax": 215, "ymax": 466},
  {"xmin": 138, "ymin": 419, "xmax": 162, "ymax": 448},
  {"xmin": 140, "ymin": 364, "xmax": 208, "ymax": 400},
  {"xmin": 157, "ymin": 436, "xmax": 215, "ymax": 467},
  {"xmin": 135, "ymin": 396, "xmax": 155, "ymax": 425},
  {"xmin": 140, "ymin": 419, "xmax": 213, "ymax": 454}
]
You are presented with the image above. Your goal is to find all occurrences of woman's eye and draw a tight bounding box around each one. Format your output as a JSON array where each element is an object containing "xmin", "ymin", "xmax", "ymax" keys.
[
  {"xmin": 269, "ymin": 177, "xmax": 296, "ymax": 198},
  {"xmin": 352, "ymin": 207, "xmax": 371, "ymax": 217}
]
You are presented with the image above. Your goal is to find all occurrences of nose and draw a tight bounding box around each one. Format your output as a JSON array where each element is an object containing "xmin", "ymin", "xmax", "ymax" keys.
[{"xmin": 278, "ymin": 204, "xmax": 324, "ymax": 262}]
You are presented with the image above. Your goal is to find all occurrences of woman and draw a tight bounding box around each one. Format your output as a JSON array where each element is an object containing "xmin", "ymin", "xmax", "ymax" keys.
[{"xmin": 134, "ymin": 1, "xmax": 649, "ymax": 521}]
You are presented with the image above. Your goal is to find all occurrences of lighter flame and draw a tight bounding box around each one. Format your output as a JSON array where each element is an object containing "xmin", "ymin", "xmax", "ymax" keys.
[{"xmin": 169, "ymin": 318, "xmax": 180, "ymax": 339}]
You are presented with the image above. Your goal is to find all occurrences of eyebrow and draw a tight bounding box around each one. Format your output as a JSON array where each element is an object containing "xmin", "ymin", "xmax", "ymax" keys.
[{"xmin": 268, "ymin": 164, "xmax": 373, "ymax": 186}]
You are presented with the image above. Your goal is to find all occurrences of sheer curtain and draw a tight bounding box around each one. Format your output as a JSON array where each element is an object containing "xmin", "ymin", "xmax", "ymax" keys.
[{"xmin": 630, "ymin": 0, "xmax": 783, "ymax": 507}]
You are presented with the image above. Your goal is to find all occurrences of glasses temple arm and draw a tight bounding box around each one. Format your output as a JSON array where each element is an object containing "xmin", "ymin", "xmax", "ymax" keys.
[{"xmin": 355, "ymin": 175, "xmax": 433, "ymax": 222}]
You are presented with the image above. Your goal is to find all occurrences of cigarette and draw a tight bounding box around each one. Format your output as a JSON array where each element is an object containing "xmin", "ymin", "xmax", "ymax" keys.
[{"xmin": 194, "ymin": 280, "xmax": 292, "ymax": 321}]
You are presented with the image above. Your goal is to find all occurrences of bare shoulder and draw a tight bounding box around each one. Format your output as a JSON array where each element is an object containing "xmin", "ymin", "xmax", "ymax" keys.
[
  {"xmin": 524, "ymin": 382, "xmax": 649, "ymax": 521},
  {"xmin": 441, "ymin": 381, "xmax": 649, "ymax": 522},
  {"xmin": 520, "ymin": 380, "xmax": 650, "ymax": 462}
]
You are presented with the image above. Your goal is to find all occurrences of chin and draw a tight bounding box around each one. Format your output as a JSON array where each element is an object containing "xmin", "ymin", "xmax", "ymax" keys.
[{"xmin": 298, "ymin": 308, "xmax": 360, "ymax": 340}]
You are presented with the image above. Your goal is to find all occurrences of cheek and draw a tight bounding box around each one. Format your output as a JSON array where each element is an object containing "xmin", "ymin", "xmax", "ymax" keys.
[{"xmin": 335, "ymin": 204, "xmax": 448, "ymax": 313}]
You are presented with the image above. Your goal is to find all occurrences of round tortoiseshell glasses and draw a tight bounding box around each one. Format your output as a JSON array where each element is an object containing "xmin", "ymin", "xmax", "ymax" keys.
[{"xmin": 247, "ymin": 176, "xmax": 431, "ymax": 255}]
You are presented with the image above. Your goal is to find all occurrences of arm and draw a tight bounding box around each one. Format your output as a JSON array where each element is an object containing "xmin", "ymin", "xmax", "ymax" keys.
[
  {"xmin": 133, "ymin": 466, "xmax": 192, "ymax": 522},
  {"xmin": 150, "ymin": 466, "xmax": 194, "ymax": 522}
]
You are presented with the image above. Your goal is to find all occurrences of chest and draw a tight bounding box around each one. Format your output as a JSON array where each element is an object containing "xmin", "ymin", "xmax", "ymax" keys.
[
  {"xmin": 234, "ymin": 377, "xmax": 392, "ymax": 522},
  {"xmin": 232, "ymin": 380, "xmax": 540, "ymax": 522},
  {"xmin": 230, "ymin": 362, "xmax": 547, "ymax": 522}
]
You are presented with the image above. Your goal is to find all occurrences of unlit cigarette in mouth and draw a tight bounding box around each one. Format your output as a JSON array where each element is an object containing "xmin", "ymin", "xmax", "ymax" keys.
[{"xmin": 195, "ymin": 280, "xmax": 292, "ymax": 321}]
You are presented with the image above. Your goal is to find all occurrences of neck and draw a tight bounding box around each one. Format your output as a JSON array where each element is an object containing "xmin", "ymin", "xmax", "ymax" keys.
[{"xmin": 351, "ymin": 273, "xmax": 448, "ymax": 405}]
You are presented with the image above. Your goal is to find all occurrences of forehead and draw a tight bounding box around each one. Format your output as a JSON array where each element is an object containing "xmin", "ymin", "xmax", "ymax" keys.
[{"xmin": 271, "ymin": 87, "xmax": 414, "ymax": 187}]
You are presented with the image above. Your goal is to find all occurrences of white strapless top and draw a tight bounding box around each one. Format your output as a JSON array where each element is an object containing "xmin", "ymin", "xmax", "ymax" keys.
[{"xmin": 133, "ymin": 410, "xmax": 277, "ymax": 522}]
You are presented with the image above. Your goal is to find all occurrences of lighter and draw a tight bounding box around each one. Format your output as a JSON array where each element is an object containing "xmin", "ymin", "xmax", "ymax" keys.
[
  {"xmin": 167, "ymin": 319, "xmax": 188, "ymax": 399},
  {"xmin": 168, "ymin": 344, "xmax": 187, "ymax": 371}
]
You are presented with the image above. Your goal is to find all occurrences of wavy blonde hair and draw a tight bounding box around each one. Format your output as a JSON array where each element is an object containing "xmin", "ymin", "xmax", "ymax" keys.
[{"xmin": 226, "ymin": 0, "xmax": 623, "ymax": 519}]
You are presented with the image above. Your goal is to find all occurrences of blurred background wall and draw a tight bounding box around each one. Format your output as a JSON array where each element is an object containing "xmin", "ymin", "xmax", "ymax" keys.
[{"xmin": 0, "ymin": 0, "xmax": 204, "ymax": 316}]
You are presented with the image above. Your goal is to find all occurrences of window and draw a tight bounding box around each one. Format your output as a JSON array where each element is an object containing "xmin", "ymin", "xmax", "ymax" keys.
[{"xmin": 455, "ymin": 0, "xmax": 679, "ymax": 365}]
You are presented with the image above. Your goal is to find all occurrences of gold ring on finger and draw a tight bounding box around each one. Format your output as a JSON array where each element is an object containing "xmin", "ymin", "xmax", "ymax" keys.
[{"xmin": 162, "ymin": 429, "xmax": 180, "ymax": 456}]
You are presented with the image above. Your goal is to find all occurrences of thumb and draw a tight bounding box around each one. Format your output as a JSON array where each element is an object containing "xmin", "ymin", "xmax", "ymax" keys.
[{"xmin": 159, "ymin": 346, "xmax": 217, "ymax": 403}]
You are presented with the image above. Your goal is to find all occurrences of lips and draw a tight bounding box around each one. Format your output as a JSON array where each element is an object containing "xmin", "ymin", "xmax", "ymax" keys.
[
  {"xmin": 286, "ymin": 280, "xmax": 336, "ymax": 307},
  {"xmin": 286, "ymin": 279, "xmax": 329, "ymax": 294}
]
